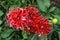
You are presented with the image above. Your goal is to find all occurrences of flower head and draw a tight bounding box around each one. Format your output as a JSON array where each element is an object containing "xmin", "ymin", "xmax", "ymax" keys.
[
  {"xmin": 6, "ymin": 7, "xmax": 53, "ymax": 37},
  {"xmin": 6, "ymin": 7, "xmax": 28, "ymax": 30},
  {"xmin": 35, "ymin": 18, "xmax": 53, "ymax": 36}
]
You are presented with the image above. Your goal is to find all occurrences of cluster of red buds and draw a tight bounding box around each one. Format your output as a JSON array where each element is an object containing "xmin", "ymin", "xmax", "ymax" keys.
[{"xmin": 6, "ymin": 7, "xmax": 53, "ymax": 36}]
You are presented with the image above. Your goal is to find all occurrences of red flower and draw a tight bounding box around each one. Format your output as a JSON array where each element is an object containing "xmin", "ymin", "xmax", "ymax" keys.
[
  {"xmin": 6, "ymin": 7, "xmax": 53, "ymax": 36},
  {"xmin": 24, "ymin": 7, "xmax": 42, "ymax": 33},
  {"xmin": 6, "ymin": 7, "xmax": 28, "ymax": 30},
  {"xmin": 35, "ymin": 18, "xmax": 53, "ymax": 36}
]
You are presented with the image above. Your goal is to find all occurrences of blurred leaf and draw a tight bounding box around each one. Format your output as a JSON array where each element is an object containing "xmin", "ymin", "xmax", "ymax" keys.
[
  {"xmin": 10, "ymin": 0, "xmax": 18, "ymax": 4},
  {"xmin": 49, "ymin": 7, "xmax": 56, "ymax": 12},
  {"xmin": 57, "ymin": 24, "xmax": 60, "ymax": 31},
  {"xmin": 33, "ymin": 35, "xmax": 37, "ymax": 40},
  {"xmin": 0, "ymin": 10, "xmax": 4, "ymax": 17},
  {"xmin": 0, "ymin": 20, "xmax": 2, "ymax": 25},
  {"xmin": 30, "ymin": 35, "xmax": 36, "ymax": 40},
  {"xmin": 53, "ymin": 25, "xmax": 59, "ymax": 30},
  {"xmin": 1, "ymin": 29, "xmax": 14, "ymax": 38},
  {"xmin": 44, "ymin": 0, "xmax": 50, "ymax": 8},
  {"xmin": 58, "ymin": 32, "xmax": 60, "ymax": 40},
  {"xmin": 37, "ymin": 0, "xmax": 50, "ymax": 12},
  {"xmin": 54, "ymin": 8, "xmax": 60, "ymax": 15},
  {"xmin": 38, "ymin": 36, "xmax": 46, "ymax": 40},
  {"xmin": 22, "ymin": 30, "xmax": 28, "ymax": 39},
  {"xmin": 0, "ymin": 27, "xmax": 2, "ymax": 33},
  {"xmin": 27, "ymin": 33, "xmax": 34, "ymax": 40},
  {"xmin": 17, "ymin": 1, "xmax": 21, "ymax": 7},
  {"xmin": 5, "ymin": 32, "xmax": 15, "ymax": 40},
  {"xmin": 22, "ymin": 0, "xmax": 25, "ymax": 3},
  {"xmin": 9, "ymin": 5, "xmax": 15, "ymax": 10},
  {"xmin": 53, "ymin": 25, "xmax": 60, "ymax": 32}
]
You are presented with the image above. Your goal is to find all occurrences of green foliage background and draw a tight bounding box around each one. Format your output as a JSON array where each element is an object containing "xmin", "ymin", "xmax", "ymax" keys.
[{"xmin": 0, "ymin": 0, "xmax": 60, "ymax": 40}]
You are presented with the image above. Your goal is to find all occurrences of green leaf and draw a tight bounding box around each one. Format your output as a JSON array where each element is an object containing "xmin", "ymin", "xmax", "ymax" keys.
[
  {"xmin": 0, "ymin": 10, "xmax": 4, "ymax": 16},
  {"xmin": 30, "ymin": 35, "xmax": 36, "ymax": 40},
  {"xmin": 33, "ymin": 35, "xmax": 37, "ymax": 40},
  {"xmin": 37, "ymin": 0, "xmax": 50, "ymax": 12},
  {"xmin": 49, "ymin": 7, "xmax": 56, "ymax": 12},
  {"xmin": 10, "ymin": 0, "xmax": 18, "ymax": 4},
  {"xmin": 22, "ymin": 0, "xmax": 25, "ymax": 3},
  {"xmin": 5, "ymin": 32, "xmax": 15, "ymax": 40},
  {"xmin": 27, "ymin": 33, "xmax": 34, "ymax": 40},
  {"xmin": 22, "ymin": 30, "xmax": 28, "ymax": 39},
  {"xmin": 1, "ymin": 29, "xmax": 14, "ymax": 38},
  {"xmin": 58, "ymin": 32, "xmax": 60, "ymax": 40},
  {"xmin": 0, "ymin": 20, "xmax": 2, "ymax": 25},
  {"xmin": 53, "ymin": 25, "xmax": 60, "ymax": 31},
  {"xmin": 44, "ymin": 0, "xmax": 50, "ymax": 8},
  {"xmin": 54, "ymin": 8, "xmax": 60, "ymax": 15},
  {"xmin": 38, "ymin": 36, "xmax": 46, "ymax": 40},
  {"xmin": 17, "ymin": 1, "xmax": 21, "ymax": 7},
  {"xmin": 48, "ymin": 31, "xmax": 59, "ymax": 40},
  {"xmin": 0, "ymin": 27, "xmax": 2, "ymax": 33},
  {"xmin": 9, "ymin": 5, "xmax": 15, "ymax": 10}
]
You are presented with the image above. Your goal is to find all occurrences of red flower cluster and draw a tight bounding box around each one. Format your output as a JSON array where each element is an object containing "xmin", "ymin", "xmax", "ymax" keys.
[{"xmin": 6, "ymin": 7, "xmax": 53, "ymax": 36}]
